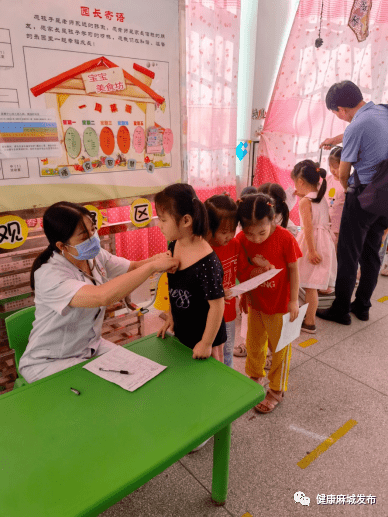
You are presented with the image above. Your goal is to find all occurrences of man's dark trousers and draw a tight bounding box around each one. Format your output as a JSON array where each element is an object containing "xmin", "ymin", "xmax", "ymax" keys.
[{"xmin": 331, "ymin": 188, "xmax": 388, "ymax": 316}]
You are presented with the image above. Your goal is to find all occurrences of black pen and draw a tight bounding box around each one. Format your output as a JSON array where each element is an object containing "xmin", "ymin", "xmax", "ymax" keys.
[{"xmin": 99, "ymin": 368, "xmax": 132, "ymax": 375}]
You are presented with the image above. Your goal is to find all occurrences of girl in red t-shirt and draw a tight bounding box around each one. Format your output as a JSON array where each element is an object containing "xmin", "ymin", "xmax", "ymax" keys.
[
  {"xmin": 205, "ymin": 194, "xmax": 243, "ymax": 368},
  {"xmin": 236, "ymin": 193, "xmax": 302, "ymax": 414}
]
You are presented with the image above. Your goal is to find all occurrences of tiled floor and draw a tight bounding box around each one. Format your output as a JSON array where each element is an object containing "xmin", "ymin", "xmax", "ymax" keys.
[{"xmin": 101, "ymin": 276, "xmax": 388, "ymax": 517}]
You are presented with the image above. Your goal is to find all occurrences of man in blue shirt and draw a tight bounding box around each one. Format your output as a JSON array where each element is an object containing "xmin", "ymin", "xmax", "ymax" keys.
[{"xmin": 317, "ymin": 81, "xmax": 388, "ymax": 324}]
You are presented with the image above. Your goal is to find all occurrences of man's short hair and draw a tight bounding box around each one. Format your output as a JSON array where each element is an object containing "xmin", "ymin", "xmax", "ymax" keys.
[{"xmin": 325, "ymin": 81, "xmax": 363, "ymax": 111}]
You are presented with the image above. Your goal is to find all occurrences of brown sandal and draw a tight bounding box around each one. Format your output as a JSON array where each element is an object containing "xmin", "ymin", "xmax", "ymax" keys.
[
  {"xmin": 264, "ymin": 353, "xmax": 272, "ymax": 370},
  {"xmin": 233, "ymin": 343, "xmax": 247, "ymax": 357},
  {"xmin": 254, "ymin": 388, "xmax": 284, "ymax": 414}
]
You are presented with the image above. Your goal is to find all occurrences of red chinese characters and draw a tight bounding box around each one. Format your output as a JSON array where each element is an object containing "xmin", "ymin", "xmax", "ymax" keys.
[{"xmin": 80, "ymin": 7, "xmax": 125, "ymax": 22}]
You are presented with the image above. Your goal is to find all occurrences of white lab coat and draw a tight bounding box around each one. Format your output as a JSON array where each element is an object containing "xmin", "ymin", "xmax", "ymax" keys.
[{"xmin": 19, "ymin": 249, "xmax": 130, "ymax": 383}]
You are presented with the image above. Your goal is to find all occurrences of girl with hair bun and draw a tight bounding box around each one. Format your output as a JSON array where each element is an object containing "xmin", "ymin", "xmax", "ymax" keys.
[{"xmin": 291, "ymin": 160, "xmax": 337, "ymax": 333}]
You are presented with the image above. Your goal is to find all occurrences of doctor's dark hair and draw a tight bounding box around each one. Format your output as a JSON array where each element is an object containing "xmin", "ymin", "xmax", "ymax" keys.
[
  {"xmin": 237, "ymin": 193, "xmax": 275, "ymax": 228},
  {"xmin": 291, "ymin": 160, "xmax": 327, "ymax": 203},
  {"xmin": 204, "ymin": 193, "xmax": 238, "ymax": 235},
  {"xmin": 325, "ymin": 80, "xmax": 363, "ymax": 111},
  {"xmin": 30, "ymin": 202, "xmax": 93, "ymax": 289},
  {"xmin": 155, "ymin": 183, "xmax": 208, "ymax": 237},
  {"xmin": 257, "ymin": 183, "xmax": 289, "ymax": 228}
]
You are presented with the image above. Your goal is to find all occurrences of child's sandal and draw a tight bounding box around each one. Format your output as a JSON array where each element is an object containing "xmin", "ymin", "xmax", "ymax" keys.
[
  {"xmin": 233, "ymin": 343, "xmax": 247, "ymax": 357},
  {"xmin": 264, "ymin": 353, "xmax": 272, "ymax": 370},
  {"xmin": 250, "ymin": 376, "xmax": 266, "ymax": 386},
  {"xmin": 254, "ymin": 388, "xmax": 284, "ymax": 414}
]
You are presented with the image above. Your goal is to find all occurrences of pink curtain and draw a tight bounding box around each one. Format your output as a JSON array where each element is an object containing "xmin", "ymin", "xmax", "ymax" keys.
[
  {"xmin": 185, "ymin": 0, "xmax": 241, "ymax": 200},
  {"xmin": 253, "ymin": 0, "xmax": 388, "ymax": 224}
]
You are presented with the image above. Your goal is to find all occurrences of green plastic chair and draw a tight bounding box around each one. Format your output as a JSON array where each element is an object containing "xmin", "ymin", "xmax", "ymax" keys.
[{"xmin": 5, "ymin": 306, "xmax": 35, "ymax": 389}]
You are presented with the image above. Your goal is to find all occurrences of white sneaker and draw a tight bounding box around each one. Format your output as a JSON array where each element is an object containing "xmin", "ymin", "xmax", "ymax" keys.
[{"xmin": 189, "ymin": 438, "xmax": 211, "ymax": 453}]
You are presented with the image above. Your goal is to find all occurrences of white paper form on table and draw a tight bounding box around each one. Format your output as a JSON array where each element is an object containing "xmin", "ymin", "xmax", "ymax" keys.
[
  {"xmin": 83, "ymin": 346, "xmax": 167, "ymax": 392},
  {"xmin": 229, "ymin": 269, "xmax": 282, "ymax": 297},
  {"xmin": 275, "ymin": 303, "xmax": 309, "ymax": 353}
]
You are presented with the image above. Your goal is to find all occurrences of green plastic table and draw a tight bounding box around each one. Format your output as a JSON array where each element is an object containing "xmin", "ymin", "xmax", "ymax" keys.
[{"xmin": 0, "ymin": 333, "xmax": 264, "ymax": 517}]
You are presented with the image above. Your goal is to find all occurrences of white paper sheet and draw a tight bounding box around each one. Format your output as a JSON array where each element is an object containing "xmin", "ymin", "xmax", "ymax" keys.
[
  {"xmin": 229, "ymin": 269, "xmax": 282, "ymax": 297},
  {"xmin": 275, "ymin": 303, "xmax": 309, "ymax": 353},
  {"xmin": 83, "ymin": 346, "xmax": 167, "ymax": 392},
  {"xmin": 285, "ymin": 185, "xmax": 298, "ymax": 212}
]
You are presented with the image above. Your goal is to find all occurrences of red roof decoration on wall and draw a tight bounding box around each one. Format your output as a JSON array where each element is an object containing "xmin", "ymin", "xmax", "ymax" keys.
[
  {"xmin": 133, "ymin": 63, "xmax": 155, "ymax": 79},
  {"xmin": 30, "ymin": 56, "xmax": 165, "ymax": 105}
]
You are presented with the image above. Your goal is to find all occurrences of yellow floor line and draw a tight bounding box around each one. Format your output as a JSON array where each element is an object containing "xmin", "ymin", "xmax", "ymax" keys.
[
  {"xmin": 297, "ymin": 419, "xmax": 357, "ymax": 469},
  {"xmin": 377, "ymin": 295, "xmax": 388, "ymax": 303},
  {"xmin": 298, "ymin": 338, "xmax": 318, "ymax": 348}
]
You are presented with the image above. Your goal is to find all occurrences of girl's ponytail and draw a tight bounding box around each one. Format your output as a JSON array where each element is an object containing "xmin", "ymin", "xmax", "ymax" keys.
[
  {"xmin": 257, "ymin": 182, "xmax": 289, "ymax": 228},
  {"xmin": 192, "ymin": 196, "xmax": 209, "ymax": 237},
  {"xmin": 237, "ymin": 193, "xmax": 275, "ymax": 228},
  {"xmin": 315, "ymin": 167, "xmax": 327, "ymax": 203},
  {"xmin": 291, "ymin": 160, "xmax": 327, "ymax": 204},
  {"xmin": 278, "ymin": 200, "xmax": 290, "ymax": 228},
  {"xmin": 155, "ymin": 183, "xmax": 209, "ymax": 237}
]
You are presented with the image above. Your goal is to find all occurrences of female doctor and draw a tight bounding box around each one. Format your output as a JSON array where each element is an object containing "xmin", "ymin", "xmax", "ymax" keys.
[{"xmin": 19, "ymin": 201, "xmax": 179, "ymax": 383}]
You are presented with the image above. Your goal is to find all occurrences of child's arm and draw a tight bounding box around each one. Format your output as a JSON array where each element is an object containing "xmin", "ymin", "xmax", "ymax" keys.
[
  {"xmin": 299, "ymin": 197, "xmax": 322, "ymax": 265},
  {"xmin": 287, "ymin": 260, "xmax": 300, "ymax": 322},
  {"xmin": 192, "ymin": 298, "xmax": 225, "ymax": 359}
]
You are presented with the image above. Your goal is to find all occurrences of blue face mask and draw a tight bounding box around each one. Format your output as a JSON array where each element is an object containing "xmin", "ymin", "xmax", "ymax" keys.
[{"xmin": 66, "ymin": 231, "xmax": 101, "ymax": 261}]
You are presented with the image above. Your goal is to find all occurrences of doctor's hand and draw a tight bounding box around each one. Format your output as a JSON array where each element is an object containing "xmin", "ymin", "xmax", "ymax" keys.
[
  {"xmin": 320, "ymin": 137, "xmax": 335, "ymax": 150},
  {"xmin": 153, "ymin": 251, "xmax": 172, "ymax": 260},
  {"xmin": 153, "ymin": 256, "xmax": 180, "ymax": 274},
  {"xmin": 157, "ymin": 312, "xmax": 174, "ymax": 339}
]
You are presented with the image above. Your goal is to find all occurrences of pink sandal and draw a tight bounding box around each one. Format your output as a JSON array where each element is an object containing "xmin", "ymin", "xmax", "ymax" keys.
[{"xmin": 254, "ymin": 388, "xmax": 284, "ymax": 414}]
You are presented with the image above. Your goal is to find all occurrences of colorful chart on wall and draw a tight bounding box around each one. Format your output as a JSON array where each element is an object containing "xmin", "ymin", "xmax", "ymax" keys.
[{"xmin": 0, "ymin": 0, "xmax": 181, "ymax": 211}]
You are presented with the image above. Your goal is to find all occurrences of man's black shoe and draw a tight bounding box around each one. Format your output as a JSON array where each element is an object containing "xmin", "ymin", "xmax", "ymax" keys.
[
  {"xmin": 316, "ymin": 308, "xmax": 351, "ymax": 325},
  {"xmin": 350, "ymin": 302, "xmax": 369, "ymax": 321}
]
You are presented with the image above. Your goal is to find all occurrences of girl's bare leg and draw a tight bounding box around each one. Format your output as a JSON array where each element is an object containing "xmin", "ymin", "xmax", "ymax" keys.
[
  {"xmin": 211, "ymin": 344, "xmax": 224, "ymax": 363},
  {"xmin": 304, "ymin": 288, "xmax": 318, "ymax": 326}
]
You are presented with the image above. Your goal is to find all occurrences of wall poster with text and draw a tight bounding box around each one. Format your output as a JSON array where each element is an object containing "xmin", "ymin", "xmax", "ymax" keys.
[{"xmin": 0, "ymin": 0, "xmax": 182, "ymax": 211}]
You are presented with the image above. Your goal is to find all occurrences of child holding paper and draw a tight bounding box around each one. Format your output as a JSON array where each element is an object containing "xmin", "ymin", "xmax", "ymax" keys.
[{"xmin": 236, "ymin": 193, "xmax": 302, "ymax": 414}]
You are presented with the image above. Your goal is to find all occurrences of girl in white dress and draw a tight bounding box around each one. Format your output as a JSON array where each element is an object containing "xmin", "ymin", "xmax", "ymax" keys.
[{"xmin": 291, "ymin": 160, "xmax": 337, "ymax": 333}]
